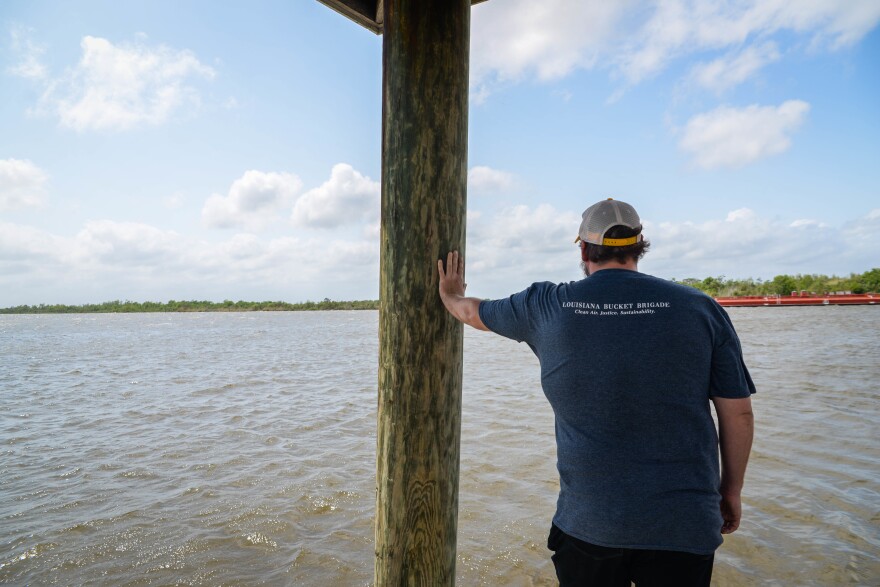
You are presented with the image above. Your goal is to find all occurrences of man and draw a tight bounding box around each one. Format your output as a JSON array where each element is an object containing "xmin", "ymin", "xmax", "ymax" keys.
[{"xmin": 438, "ymin": 198, "xmax": 755, "ymax": 586}]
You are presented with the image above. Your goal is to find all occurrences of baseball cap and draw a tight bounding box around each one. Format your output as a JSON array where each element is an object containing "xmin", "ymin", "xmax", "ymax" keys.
[{"xmin": 574, "ymin": 198, "xmax": 643, "ymax": 246}]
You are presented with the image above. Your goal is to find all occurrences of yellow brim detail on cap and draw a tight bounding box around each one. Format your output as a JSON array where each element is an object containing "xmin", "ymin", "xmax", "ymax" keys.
[
  {"xmin": 574, "ymin": 235, "xmax": 640, "ymax": 245},
  {"xmin": 602, "ymin": 236, "xmax": 639, "ymax": 246}
]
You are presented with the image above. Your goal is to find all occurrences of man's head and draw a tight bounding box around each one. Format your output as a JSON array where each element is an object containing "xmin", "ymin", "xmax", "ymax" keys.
[{"xmin": 575, "ymin": 198, "xmax": 650, "ymax": 273}]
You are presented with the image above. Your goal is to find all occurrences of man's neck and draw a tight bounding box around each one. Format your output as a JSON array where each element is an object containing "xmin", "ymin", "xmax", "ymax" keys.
[{"xmin": 588, "ymin": 260, "xmax": 638, "ymax": 274}]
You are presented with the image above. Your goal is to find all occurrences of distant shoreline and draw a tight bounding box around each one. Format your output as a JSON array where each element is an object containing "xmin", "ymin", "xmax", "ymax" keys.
[
  {"xmin": 0, "ymin": 300, "xmax": 380, "ymax": 314},
  {"xmin": 4, "ymin": 268, "xmax": 878, "ymax": 314}
]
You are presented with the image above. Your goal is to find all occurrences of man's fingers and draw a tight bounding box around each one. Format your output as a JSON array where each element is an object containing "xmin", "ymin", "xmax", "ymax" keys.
[{"xmin": 439, "ymin": 251, "xmax": 464, "ymax": 280}]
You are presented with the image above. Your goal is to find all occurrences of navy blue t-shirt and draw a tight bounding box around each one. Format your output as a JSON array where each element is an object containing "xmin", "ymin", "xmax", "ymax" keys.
[{"xmin": 478, "ymin": 269, "xmax": 756, "ymax": 554}]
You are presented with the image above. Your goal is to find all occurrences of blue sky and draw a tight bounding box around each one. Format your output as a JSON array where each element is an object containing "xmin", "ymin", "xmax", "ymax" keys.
[{"xmin": 1, "ymin": 0, "xmax": 878, "ymax": 306}]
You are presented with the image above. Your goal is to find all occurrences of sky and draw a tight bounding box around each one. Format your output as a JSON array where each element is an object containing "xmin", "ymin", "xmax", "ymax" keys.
[{"xmin": 1, "ymin": 0, "xmax": 878, "ymax": 307}]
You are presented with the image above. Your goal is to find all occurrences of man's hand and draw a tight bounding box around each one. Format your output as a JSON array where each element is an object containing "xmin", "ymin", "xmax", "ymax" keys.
[
  {"xmin": 719, "ymin": 493, "xmax": 742, "ymax": 534},
  {"xmin": 437, "ymin": 251, "xmax": 488, "ymax": 331},
  {"xmin": 438, "ymin": 251, "xmax": 466, "ymax": 299}
]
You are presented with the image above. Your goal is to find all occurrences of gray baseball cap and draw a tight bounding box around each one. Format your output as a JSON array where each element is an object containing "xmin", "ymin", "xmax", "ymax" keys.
[{"xmin": 575, "ymin": 198, "xmax": 643, "ymax": 246}]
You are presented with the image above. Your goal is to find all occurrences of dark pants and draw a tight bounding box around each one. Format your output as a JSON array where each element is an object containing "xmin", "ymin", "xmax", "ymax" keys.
[{"xmin": 548, "ymin": 524, "xmax": 714, "ymax": 587}]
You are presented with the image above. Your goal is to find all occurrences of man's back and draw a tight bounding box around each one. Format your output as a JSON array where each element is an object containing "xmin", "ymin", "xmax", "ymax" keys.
[{"xmin": 478, "ymin": 269, "xmax": 754, "ymax": 554}]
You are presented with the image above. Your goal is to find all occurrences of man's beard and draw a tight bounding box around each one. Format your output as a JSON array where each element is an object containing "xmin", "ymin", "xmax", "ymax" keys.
[{"xmin": 581, "ymin": 260, "xmax": 591, "ymax": 277}]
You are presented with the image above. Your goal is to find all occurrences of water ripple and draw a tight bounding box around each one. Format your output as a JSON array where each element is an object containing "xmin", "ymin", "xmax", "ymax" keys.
[{"xmin": 1, "ymin": 309, "xmax": 878, "ymax": 585}]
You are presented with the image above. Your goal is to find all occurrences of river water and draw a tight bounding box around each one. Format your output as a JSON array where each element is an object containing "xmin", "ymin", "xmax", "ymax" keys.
[{"xmin": 1, "ymin": 307, "xmax": 878, "ymax": 586}]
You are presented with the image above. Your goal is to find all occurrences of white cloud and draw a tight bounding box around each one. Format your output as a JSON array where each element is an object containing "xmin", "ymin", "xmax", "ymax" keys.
[
  {"xmin": 0, "ymin": 220, "xmax": 191, "ymax": 294},
  {"xmin": 726, "ymin": 208, "xmax": 756, "ymax": 222},
  {"xmin": 679, "ymin": 100, "xmax": 810, "ymax": 169},
  {"xmin": 779, "ymin": 0, "xmax": 880, "ymax": 49},
  {"xmin": 163, "ymin": 192, "xmax": 185, "ymax": 210},
  {"xmin": 790, "ymin": 219, "xmax": 827, "ymax": 229},
  {"xmin": 6, "ymin": 25, "xmax": 47, "ymax": 79},
  {"xmin": 843, "ymin": 208, "xmax": 880, "ymax": 254},
  {"xmin": 465, "ymin": 203, "xmax": 582, "ymax": 292},
  {"xmin": 0, "ymin": 159, "xmax": 49, "ymax": 211},
  {"xmin": 468, "ymin": 166, "xmax": 515, "ymax": 193},
  {"xmin": 0, "ymin": 219, "xmax": 380, "ymax": 305},
  {"xmin": 553, "ymin": 89, "xmax": 574, "ymax": 102},
  {"xmin": 202, "ymin": 170, "xmax": 302, "ymax": 230},
  {"xmin": 471, "ymin": 0, "xmax": 629, "ymax": 100},
  {"xmin": 689, "ymin": 42, "xmax": 781, "ymax": 93},
  {"xmin": 641, "ymin": 207, "xmax": 857, "ymax": 279},
  {"xmin": 35, "ymin": 35, "xmax": 214, "ymax": 131},
  {"xmin": 64, "ymin": 222, "xmax": 372, "ymax": 280},
  {"xmin": 617, "ymin": 0, "xmax": 880, "ymax": 83},
  {"xmin": 472, "ymin": 203, "xmax": 578, "ymax": 251},
  {"xmin": 71, "ymin": 220, "xmax": 184, "ymax": 265},
  {"xmin": 470, "ymin": 0, "xmax": 880, "ymax": 98},
  {"xmin": 0, "ymin": 222, "xmax": 64, "ymax": 262},
  {"xmin": 292, "ymin": 163, "xmax": 379, "ymax": 228}
]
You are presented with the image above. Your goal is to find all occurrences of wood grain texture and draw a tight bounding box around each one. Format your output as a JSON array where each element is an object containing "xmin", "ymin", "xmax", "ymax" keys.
[{"xmin": 375, "ymin": 0, "xmax": 470, "ymax": 584}]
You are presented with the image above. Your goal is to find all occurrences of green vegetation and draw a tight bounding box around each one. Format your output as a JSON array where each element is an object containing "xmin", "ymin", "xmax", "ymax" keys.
[
  {"xmin": 3, "ymin": 269, "xmax": 878, "ymax": 313},
  {"xmin": 0, "ymin": 298, "xmax": 380, "ymax": 314},
  {"xmin": 673, "ymin": 268, "xmax": 880, "ymax": 297}
]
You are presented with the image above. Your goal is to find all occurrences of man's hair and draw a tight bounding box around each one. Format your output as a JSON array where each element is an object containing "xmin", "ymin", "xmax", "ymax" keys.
[{"xmin": 584, "ymin": 224, "xmax": 650, "ymax": 264}]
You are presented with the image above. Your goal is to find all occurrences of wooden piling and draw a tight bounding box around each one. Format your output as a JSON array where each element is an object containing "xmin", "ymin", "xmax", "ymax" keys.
[{"xmin": 375, "ymin": 0, "xmax": 470, "ymax": 584}]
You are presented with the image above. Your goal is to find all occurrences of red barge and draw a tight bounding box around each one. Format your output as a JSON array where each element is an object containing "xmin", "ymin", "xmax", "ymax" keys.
[{"xmin": 715, "ymin": 291, "xmax": 878, "ymax": 307}]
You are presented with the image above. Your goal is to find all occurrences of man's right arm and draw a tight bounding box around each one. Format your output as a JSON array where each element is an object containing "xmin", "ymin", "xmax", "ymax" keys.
[{"xmin": 712, "ymin": 396, "xmax": 754, "ymax": 534}]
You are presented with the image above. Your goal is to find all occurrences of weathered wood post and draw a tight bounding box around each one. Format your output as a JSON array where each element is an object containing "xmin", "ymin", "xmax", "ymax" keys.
[
  {"xmin": 375, "ymin": 1, "xmax": 470, "ymax": 584},
  {"xmin": 316, "ymin": 0, "xmax": 473, "ymax": 582}
]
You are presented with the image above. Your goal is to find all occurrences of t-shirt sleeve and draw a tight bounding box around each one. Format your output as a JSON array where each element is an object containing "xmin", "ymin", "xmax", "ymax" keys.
[
  {"xmin": 478, "ymin": 284, "xmax": 543, "ymax": 344},
  {"xmin": 709, "ymin": 312, "xmax": 757, "ymax": 398}
]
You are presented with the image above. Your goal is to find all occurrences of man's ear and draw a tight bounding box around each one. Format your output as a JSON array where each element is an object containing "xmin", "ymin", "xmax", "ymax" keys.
[{"xmin": 580, "ymin": 242, "xmax": 589, "ymax": 263}]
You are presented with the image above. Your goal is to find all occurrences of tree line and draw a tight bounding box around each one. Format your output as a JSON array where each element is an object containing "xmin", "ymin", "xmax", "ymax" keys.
[
  {"xmin": 0, "ymin": 298, "xmax": 380, "ymax": 314},
  {"xmin": 2, "ymin": 268, "xmax": 877, "ymax": 313},
  {"xmin": 673, "ymin": 268, "xmax": 880, "ymax": 297}
]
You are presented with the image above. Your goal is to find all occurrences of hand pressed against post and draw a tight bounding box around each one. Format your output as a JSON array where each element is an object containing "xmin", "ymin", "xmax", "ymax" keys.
[
  {"xmin": 438, "ymin": 251, "xmax": 466, "ymax": 298},
  {"xmin": 437, "ymin": 251, "xmax": 489, "ymax": 331}
]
